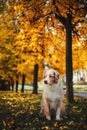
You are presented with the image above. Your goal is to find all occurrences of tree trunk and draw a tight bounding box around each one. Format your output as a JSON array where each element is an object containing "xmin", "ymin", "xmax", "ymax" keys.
[
  {"xmin": 16, "ymin": 75, "xmax": 19, "ymax": 92},
  {"xmin": 66, "ymin": 13, "xmax": 74, "ymax": 103},
  {"xmin": 21, "ymin": 74, "xmax": 25, "ymax": 93},
  {"xmin": 33, "ymin": 64, "xmax": 38, "ymax": 94},
  {"xmin": 0, "ymin": 79, "xmax": 5, "ymax": 90},
  {"xmin": 11, "ymin": 79, "xmax": 14, "ymax": 91}
]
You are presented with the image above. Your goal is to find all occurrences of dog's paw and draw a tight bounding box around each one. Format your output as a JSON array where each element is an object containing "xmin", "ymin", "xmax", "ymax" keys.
[
  {"xmin": 56, "ymin": 115, "xmax": 60, "ymax": 120},
  {"xmin": 46, "ymin": 116, "xmax": 51, "ymax": 120},
  {"xmin": 39, "ymin": 111, "xmax": 44, "ymax": 117}
]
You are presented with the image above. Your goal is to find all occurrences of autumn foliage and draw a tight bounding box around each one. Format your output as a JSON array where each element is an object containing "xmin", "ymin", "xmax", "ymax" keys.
[{"xmin": 0, "ymin": 0, "xmax": 87, "ymax": 86}]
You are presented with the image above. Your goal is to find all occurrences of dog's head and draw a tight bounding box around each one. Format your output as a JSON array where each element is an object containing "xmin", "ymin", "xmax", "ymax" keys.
[{"xmin": 44, "ymin": 69, "xmax": 59, "ymax": 85}]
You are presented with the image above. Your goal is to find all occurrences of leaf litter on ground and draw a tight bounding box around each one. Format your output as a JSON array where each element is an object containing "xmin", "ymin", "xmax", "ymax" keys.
[{"xmin": 0, "ymin": 91, "xmax": 87, "ymax": 130}]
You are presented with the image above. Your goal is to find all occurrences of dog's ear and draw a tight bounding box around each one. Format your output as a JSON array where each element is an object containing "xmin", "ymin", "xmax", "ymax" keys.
[
  {"xmin": 43, "ymin": 69, "xmax": 48, "ymax": 78},
  {"xmin": 54, "ymin": 71, "xmax": 59, "ymax": 83}
]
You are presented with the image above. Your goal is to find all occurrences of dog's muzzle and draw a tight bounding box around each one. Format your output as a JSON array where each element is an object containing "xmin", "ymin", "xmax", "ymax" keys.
[{"xmin": 44, "ymin": 80, "xmax": 48, "ymax": 84}]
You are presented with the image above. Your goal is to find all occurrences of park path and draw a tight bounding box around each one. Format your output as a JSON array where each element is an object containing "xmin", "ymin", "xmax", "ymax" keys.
[{"xmin": 74, "ymin": 91, "xmax": 87, "ymax": 97}]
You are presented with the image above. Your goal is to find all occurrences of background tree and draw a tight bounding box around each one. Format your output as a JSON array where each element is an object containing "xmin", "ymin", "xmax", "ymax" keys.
[
  {"xmin": 0, "ymin": 0, "xmax": 23, "ymax": 91},
  {"xmin": 21, "ymin": 74, "xmax": 26, "ymax": 93},
  {"xmin": 33, "ymin": 64, "xmax": 38, "ymax": 94},
  {"xmin": 48, "ymin": 0, "xmax": 87, "ymax": 102}
]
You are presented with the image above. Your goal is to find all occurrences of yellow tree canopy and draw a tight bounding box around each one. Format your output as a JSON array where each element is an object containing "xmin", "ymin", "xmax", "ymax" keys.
[{"xmin": 0, "ymin": 0, "xmax": 87, "ymax": 82}]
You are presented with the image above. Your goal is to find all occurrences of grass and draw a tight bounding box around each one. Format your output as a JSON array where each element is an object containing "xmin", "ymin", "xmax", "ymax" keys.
[
  {"xmin": 73, "ymin": 85, "xmax": 87, "ymax": 92},
  {"xmin": 18, "ymin": 84, "xmax": 87, "ymax": 93},
  {"xmin": 0, "ymin": 91, "xmax": 87, "ymax": 130}
]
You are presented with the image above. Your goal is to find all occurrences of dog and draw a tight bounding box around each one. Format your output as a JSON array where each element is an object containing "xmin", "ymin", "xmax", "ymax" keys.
[{"xmin": 40, "ymin": 69, "xmax": 65, "ymax": 120}]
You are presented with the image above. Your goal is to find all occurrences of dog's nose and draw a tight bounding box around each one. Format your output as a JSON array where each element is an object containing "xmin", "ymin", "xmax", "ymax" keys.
[{"xmin": 44, "ymin": 80, "xmax": 48, "ymax": 84}]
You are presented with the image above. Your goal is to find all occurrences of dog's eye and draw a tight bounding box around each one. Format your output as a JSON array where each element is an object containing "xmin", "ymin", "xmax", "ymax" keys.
[{"xmin": 56, "ymin": 74, "xmax": 59, "ymax": 79}]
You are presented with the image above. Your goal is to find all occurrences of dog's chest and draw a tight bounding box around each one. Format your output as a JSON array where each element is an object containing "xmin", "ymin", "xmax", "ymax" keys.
[{"xmin": 43, "ymin": 85, "xmax": 60, "ymax": 101}]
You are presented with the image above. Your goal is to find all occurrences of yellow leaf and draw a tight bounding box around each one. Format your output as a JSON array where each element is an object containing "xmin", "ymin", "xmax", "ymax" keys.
[{"xmin": 3, "ymin": 120, "xmax": 6, "ymax": 127}]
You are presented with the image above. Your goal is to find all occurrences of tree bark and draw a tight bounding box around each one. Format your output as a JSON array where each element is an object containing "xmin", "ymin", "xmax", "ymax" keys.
[
  {"xmin": 66, "ymin": 13, "xmax": 74, "ymax": 103},
  {"xmin": 33, "ymin": 64, "xmax": 38, "ymax": 94},
  {"xmin": 16, "ymin": 75, "xmax": 19, "ymax": 92},
  {"xmin": 0, "ymin": 79, "xmax": 5, "ymax": 90},
  {"xmin": 11, "ymin": 79, "xmax": 14, "ymax": 91},
  {"xmin": 21, "ymin": 74, "xmax": 25, "ymax": 93}
]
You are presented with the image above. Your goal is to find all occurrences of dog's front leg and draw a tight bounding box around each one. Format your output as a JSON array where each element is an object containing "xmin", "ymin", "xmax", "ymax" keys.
[
  {"xmin": 56, "ymin": 100, "xmax": 61, "ymax": 120},
  {"xmin": 44, "ymin": 98, "xmax": 51, "ymax": 120},
  {"xmin": 56, "ymin": 107, "xmax": 61, "ymax": 120}
]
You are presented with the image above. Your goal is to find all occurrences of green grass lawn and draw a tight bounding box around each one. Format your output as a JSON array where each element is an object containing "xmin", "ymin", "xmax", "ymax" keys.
[
  {"xmin": 0, "ymin": 91, "xmax": 87, "ymax": 130},
  {"xmin": 73, "ymin": 85, "xmax": 87, "ymax": 92},
  {"xmin": 18, "ymin": 84, "xmax": 87, "ymax": 93}
]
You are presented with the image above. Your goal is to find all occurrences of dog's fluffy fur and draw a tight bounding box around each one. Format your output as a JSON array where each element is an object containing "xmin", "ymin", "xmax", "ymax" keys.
[{"xmin": 40, "ymin": 69, "xmax": 65, "ymax": 120}]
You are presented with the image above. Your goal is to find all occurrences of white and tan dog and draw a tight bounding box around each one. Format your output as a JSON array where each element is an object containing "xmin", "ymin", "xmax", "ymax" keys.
[{"xmin": 40, "ymin": 69, "xmax": 65, "ymax": 120}]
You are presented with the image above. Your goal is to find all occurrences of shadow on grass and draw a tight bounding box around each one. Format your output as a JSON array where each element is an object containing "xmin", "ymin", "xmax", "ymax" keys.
[{"xmin": 0, "ymin": 92, "xmax": 87, "ymax": 130}]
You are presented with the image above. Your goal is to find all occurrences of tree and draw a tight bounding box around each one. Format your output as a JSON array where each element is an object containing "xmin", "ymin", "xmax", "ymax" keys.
[
  {"xmin": 33, "ymin": 64, "xmax": 39, "ymax": 94},
  {"xmin": 23, "ymin": 0, "xmax": 86, "ymax": 102},
  {"xmin": 16, "ymin": 75, "xmax": 19, "ymax": 92},
  {"xmin": 21, "ymin": 74, "xmax": 26, "ymax": 93},
  {"xmin": 0, "ymin": 0, "xmax": 22, "ymax": 89}
]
